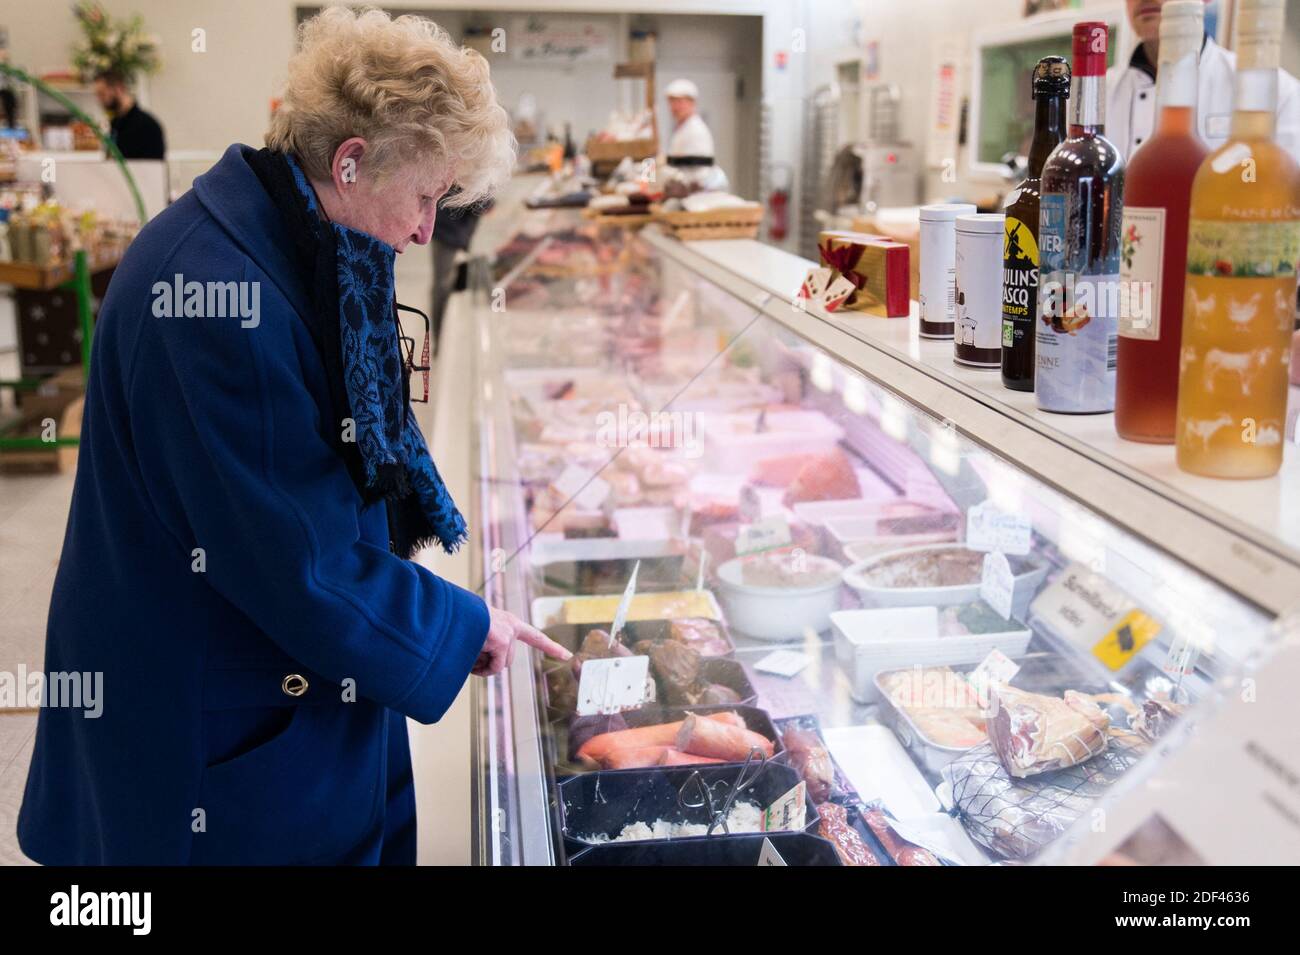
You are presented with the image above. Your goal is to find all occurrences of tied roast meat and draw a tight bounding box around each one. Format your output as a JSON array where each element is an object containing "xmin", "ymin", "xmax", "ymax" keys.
[{"xmin": 986, "ymin": 684, "xmax": 1110, "ymax": 778}]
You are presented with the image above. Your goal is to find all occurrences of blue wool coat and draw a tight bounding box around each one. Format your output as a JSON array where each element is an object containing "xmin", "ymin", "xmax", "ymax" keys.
[{"xmin": 17, "ymin": 144, "xmax": 490, "ymax": 865}]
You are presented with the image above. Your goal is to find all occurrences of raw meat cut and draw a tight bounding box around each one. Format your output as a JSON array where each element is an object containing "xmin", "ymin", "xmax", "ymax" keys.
[{"xmin": 986, "ymin": 685, "xmax": 1110, "ymax": 778}]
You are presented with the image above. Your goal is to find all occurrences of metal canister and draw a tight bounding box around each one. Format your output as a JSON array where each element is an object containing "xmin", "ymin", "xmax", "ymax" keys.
[
  {"xmin": 953, "ymin": 213, "xmax": 1006, "ymax": 368},
  {"xmin": 918, "ymin": 202, "xmax": 976, "ymax": 339}
]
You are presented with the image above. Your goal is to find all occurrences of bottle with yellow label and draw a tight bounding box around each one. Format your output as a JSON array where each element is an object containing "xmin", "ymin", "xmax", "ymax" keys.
[
  {"xmin": 1001, "ymin": 56, "xmax": 1070, "ymax": 392},
  {"xmin": 1175, "ymin": 0, "xmax": 1300, "ymax": 478}
]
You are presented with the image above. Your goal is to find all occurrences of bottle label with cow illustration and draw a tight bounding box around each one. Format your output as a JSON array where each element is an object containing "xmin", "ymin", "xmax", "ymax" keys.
[
  {"xmin": 1036, "ymin": 192, "xmax": 1122, "ymax": 413},
  {"xmin": 1118, "ymin": 206, "xmax": 1166, "ymax": 341}
]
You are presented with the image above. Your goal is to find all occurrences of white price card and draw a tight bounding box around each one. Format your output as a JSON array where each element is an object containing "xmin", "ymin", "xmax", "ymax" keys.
[
  {"xmin": 552, "ymin": 464, "xmax": 610, "ymax": 511},
  {"xmin": 753, "ymin": 650, "xmax": 814, "ymax": 678},
  {"xmin": 966, "ymin": 501, "xmax": 1033, "ymax": 555},
  {"xmin": 979, "ymin": 551, "xmax": 1016, "ymax": 620},
  {"xmin": 575, "ymin": 655, "xmax": 650, "ymax": 716},
  {"xmin": 968, "ymin": 647, "xmax": 1021, "ymax": 708},
  {"xmin": 762, "ymin": 782, "xmax": 807, "ymax": 833},
  {"xmin": 609, "ymin": 560, "xmax": 641, "ymax": 641},
  {"xmin": 735, "ymin": 515, "xmax": 793, "ymax": 556},
  {"xmin": 757, "ymin": 837, "xmax": 788, "ymax": 866}
]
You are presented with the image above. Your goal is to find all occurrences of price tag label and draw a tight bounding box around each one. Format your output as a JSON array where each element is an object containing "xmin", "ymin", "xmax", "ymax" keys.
[
  {"xmin": 609, "ymin": 560, "xmax": 641, "ymax": 641},
  {"xmin": 757, "ymin": 837, "xmax": 788, "ymax": 866},
  {"xmin": 735, "ymin": 515, "xmax": 793, "ymax": 556},
  {"xmin": 979, "ymin": 551, "xmax": 1016, "ymax": 620},
  {"xmin": 762, "ymin": 782, "xmax": 807, "ymax": 833},
  {"xmin": 552, "ymin": 464, "xmax": 610, "ymax": 511},
  {"xmin": 1094, "ymin": 609, "xmax": 1162, "ymax": 671},
  {"xmin": 575, "ymin": 655, "xmax": 650, "ymax": 716},
  {"xmin": 966, "ymin": 501, "xmax": 1032, "ymax": 555},
  {"xmin": 753, "ymin": 650, "xmax": 814, "ymax": 678},
  {"xmin": 968, "ymin": 647, "xmax": 1021, "ymax": 708}
]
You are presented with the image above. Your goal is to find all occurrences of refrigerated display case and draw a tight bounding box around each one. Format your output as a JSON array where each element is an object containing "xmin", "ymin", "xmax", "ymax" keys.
[{"xmin": 457, "ymin": 194, "xmax": 1300, "ymax": 867}]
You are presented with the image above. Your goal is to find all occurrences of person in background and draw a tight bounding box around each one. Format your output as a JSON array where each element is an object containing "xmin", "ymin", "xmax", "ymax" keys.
[
  {"xmin": 93, "ymin": 69, "xmax": 166, "ymax": 160},
  {"xmin": 1108, "ymin": 0, "xmax": 1300, "ymax": 160},
  {"xmin": 665, "ymin": 78, "xmax": 715, "ymax": 161}
]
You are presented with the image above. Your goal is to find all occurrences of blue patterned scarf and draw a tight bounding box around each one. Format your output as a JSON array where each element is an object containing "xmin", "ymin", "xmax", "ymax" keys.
[{"xmin": 248, "ymin": 148, "xmax": 467, "ymax": 557}]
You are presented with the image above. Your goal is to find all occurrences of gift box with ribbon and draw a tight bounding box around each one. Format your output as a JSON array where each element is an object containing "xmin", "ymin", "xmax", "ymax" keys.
[{"xmin": 816, "ymin": 229, "xmax": 911, "ymax": 317}]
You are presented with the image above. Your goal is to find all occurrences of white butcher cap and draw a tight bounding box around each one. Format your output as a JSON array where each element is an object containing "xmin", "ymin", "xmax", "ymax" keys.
[{"xmin": 664, "ymin": 78, "xmax": 699, "ymax": 99}]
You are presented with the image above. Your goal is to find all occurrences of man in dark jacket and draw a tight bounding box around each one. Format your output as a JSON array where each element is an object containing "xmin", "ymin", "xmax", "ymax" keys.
[{"xmin": 93, "ymin": 69, "xmax": 165, "ymax": 160}]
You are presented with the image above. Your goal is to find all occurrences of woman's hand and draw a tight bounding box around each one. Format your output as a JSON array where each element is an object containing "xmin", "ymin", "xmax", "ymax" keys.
[{"xmin": 472, "ymin": 606, "xmax": 572, "ymax": 677}]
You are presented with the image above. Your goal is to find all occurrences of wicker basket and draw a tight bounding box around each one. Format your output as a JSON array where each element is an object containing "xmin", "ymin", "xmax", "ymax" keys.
[
  {"xmin": 652, "ymin": 202, "xmax": 764, "ymax": 241},
  {"xmin": 580, "ymin": 206, "xmax": 656, "ymax": 230}
]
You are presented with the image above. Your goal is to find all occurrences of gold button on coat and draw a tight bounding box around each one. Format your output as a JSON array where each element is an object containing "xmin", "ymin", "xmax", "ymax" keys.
[{"xmin": 281, "ymin": 673, "xmax": 309, "ymax": 697}]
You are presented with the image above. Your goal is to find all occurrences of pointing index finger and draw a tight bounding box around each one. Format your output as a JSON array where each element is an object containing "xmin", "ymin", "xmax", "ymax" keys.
[{"xmin": 516, "ymin": 625, "xmax": 572, "ymax": 660}]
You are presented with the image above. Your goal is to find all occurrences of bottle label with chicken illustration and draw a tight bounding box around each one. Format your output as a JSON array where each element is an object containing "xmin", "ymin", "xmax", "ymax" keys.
[
  {"xmin": 1036, "ymin": 193, "xmax": 1121, "ymax": 413},
  {"xmin": 1118, "ymin": 207, "xmax": 1165, "ymax": 341}
]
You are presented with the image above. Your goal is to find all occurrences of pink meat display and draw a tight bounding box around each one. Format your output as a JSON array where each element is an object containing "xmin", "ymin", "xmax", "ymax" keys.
[{"xmin": 986, "ymin": 685, "xmax": 1110, "ymax": 778}]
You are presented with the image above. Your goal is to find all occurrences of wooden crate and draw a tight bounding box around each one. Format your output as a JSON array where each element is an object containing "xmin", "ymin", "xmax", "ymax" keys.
[
  {"xmin": 653, "ymin": 203, "xmax": 764, "ymax": 241},
  {"xmin": 0, "ymin": 396, "xmax": 83, "ymax": 473}
]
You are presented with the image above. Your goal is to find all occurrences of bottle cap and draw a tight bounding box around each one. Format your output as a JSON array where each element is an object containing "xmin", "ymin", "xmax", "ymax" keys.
[
  {"xmin": 1031, "ymin": 55, "xmax": 1071, "ymax": 98},
  {"xmin": 1158, "ymin": 1, "xmax": 1204, "ymax": 66},
  {"xmin": 1071, "ymin": 21, "xmax": 1109, "ymax": 77}
]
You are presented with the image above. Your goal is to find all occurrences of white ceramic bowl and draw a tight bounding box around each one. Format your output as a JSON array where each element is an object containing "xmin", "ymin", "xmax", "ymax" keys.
[
  {"xmin": 843, "ymin": 544, "xmax": 1047, "ymax": 620},
  {"xmin": 715, "ymin": 554, "xmax": 845, "ymax": 641}
]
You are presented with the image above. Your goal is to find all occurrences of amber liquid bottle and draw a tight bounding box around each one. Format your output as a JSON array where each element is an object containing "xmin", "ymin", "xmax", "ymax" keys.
[
  {"xmin": 1036, "ymin": 22, "xmax": 1125, "ymax": 414},
  {"xmin": 1175, "ymin": 0, "xmax": 1300, "ymax": 478},
  {"xmin": 1115, "ymin": 2, "xmax": 1210, "ymax": 442},
  {"xmin": 1002, "ymin": 56, "xmax": 1070, "ymax": 391}
]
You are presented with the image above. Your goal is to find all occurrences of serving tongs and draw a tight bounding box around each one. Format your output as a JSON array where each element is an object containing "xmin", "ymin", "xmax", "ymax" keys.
[{"xmin": 676, "ymin": 746, "xmax": 768, "ymax": 836}]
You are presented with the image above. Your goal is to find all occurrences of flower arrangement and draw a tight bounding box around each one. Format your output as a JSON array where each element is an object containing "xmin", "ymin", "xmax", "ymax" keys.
[{"xmin": 70, "ymin": 2, "xmax": 160, "ymax": 83}]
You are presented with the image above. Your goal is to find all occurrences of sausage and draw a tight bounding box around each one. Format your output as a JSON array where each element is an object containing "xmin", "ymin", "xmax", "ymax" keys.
[
  {"xmin": 864, "ymin": 809, "xmax": 941, "ymax": 866},
  {"xmin": 602, "ymin": 746, "xmax": 671, "ymax": 770},
  {"xmin": 658, "ymin": 748, "xmax": 726, "ymax": 767},
  {"xmin": 577, "ymin": 712, "xmax": 746, "ymax": 763},
  {"xmin": 782, "ymin": 727, "xmax": 835, "ymax": 803},
  {"xmin": 817, "ymin": 803, "xmax": 881, "ymax": 866},
  {"xmin": 675, "ymin": 713, "xmax": 775, "ymax": 762}
]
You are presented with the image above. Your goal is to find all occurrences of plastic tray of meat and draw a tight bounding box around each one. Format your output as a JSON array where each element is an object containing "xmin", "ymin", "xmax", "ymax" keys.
[
  {"xmin": 556, "ymin": 703, "xmax": 784, "ymax": 777},
  {"xmin": 567, "ymin": 831, "xmax": 842, "ymax": 866},
  {"xmin": 539, "ymin": 617, "xmax": 735, "ymax": 658},
  {"xmin": 558, "ymin": 762, "xmax": 820, "ymax": 856}
]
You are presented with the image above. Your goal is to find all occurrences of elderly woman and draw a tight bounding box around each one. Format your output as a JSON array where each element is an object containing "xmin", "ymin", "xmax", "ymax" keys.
[{"xmin": 18, "ymin": 8, "xmax": 567, "ymax": 865}]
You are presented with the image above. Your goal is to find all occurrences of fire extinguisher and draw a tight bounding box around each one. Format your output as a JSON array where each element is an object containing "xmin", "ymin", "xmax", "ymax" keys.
[{"xmin": 767, "ymin": 162, "xmax": 792, "ymax": 242}]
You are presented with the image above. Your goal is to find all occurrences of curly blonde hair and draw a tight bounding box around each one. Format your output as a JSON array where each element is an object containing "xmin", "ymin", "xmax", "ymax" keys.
[{"xmin": 266, "ymin": 6, "xmax": 514, "ymax": 208}]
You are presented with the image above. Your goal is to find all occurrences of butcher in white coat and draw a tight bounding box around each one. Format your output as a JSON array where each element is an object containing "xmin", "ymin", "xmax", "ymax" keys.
[
  {"xmin": 665, "ymin": 78, "xmax": 716, "ymax": 160},
  {"xmin": 1107, "ymin": 0, "xmax": 1300, "ymax": 162}
]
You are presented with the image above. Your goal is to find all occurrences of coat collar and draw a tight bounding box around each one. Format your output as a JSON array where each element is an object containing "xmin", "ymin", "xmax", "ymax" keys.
[{"xmin": 193, "ymin": 144, "xmax": 312, "ymax": 317}]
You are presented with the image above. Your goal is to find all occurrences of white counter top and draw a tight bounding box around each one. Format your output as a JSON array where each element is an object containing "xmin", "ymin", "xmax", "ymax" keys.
[{"xmin": 680, "ymin": 236, "xmax": 1300, "ymax": 568}]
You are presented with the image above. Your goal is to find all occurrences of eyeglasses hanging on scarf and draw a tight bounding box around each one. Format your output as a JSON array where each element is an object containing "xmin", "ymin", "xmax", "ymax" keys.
[{"xmin": 395, "ymin": 302, "xmax": 431, "ymax": 403}]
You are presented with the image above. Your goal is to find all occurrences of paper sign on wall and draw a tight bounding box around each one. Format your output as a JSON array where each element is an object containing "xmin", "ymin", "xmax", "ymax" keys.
[
  {"xmin": 762, "ymin": 782, "xmax": 807, "ymax": 832},
  {"xmin": 966, "ymin": 501, "xmax": 1032, "ymax": 555},
  {"xmin": 979, "ymin": 551, "xmax": 1015, "ymax": 620},
  {"xmin": 575, "ymin": 655, "xmax": 650, "ymax": 716}
]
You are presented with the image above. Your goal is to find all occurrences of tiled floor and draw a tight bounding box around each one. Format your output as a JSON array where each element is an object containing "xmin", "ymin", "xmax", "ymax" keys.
[{"xmin": 0, "ymin": 253, "xmax": 441, "ymax": 866}]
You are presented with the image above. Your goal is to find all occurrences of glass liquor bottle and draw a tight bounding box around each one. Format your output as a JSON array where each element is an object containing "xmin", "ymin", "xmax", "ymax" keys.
[
  {"xmin": 1175, "ymin": 0, "xmax": 1300, "ymax": 478},
  {"xmin": 1002, "ymin": 55, "xmax": 1070, "ymax": 391},
  {"xmin": 1036, "ymin": 21, "xmax": 1125, "ymax": 414},
  {"xmin": 1115, "ymin": 1, "xmax": 1210, "ymax": 443}
]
